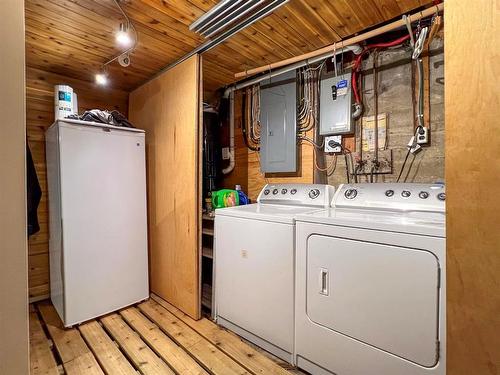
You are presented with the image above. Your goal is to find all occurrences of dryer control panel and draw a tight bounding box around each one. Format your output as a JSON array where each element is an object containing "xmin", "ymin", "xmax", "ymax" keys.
[
  {"xmin": 257, "ymin": 183, "xmax": 335, "ymax": 208},
  {"xmin": 333, "ymin": 183, "xmax": 445, "ymax": 212}
]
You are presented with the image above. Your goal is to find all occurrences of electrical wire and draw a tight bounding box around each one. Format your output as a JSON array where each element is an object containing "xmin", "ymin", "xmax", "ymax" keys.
[
  {"xmin": 297, "ymin": 63, "xmax": 322, "ymax": 133},
  {"xmin": 299, "ymin": 135, "xmax": 324, "ymax": 149},
  {"xmin": 250, "ymin": 85, "xmax": 261, "ymax": 142},
  {"xmin": 313, "ymin": 151, "xmax": 337, "ymax": 173},
  {"xmin": 327, "ymin": 141, "xmax": 353, "ymax": 183},
  {"xmin": 103, "ymin": 0, "xmax": 138, "ymax": 69},
  {"xmin": 396, "ymin": 126, "xmax": 422, "ymax": 182},
  {"xmin": 351, "ymin": 34, "xmax": 411, "ymax": 113},
  {"xmin": 241, "ymin": 90, "xmax": 260, "ymax": 151}
]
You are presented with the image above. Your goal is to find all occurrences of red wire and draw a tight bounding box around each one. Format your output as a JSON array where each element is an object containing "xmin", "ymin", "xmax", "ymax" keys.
[{"xmin": 351, "ymin": 34, "xmax": 411, "ymax": 104}]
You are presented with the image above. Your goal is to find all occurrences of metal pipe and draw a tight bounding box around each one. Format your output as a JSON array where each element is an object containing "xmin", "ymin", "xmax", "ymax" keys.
[
  {"xmin": 190, "ymin": 0, "xmax": 236, "ymax": 32},
  {"xmin": 148, "ymin": 0, "xmax": 289, "ymax": 83},
  {"xmin": 417, "ymin": 57, "xmax": 425, "ymax": 128},
  {"xmin": 222, "ymin": 91, "xmax": 235, "ymax": 174},
  {"xmin": 223, "ymin": 44, "xmax": 363, "ymax": 97},
  {"xmin": 203, "ymin": 0, "xmax": 261, "ymax": 38},
  {"xmin": 197, "ymin": 0, "xmax": 245, "ymax": 35}
]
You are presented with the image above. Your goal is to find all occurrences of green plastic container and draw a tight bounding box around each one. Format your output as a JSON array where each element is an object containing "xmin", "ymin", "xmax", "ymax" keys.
[{"xmin": 211, "ymin": 189, "xmax": 239, "ymax": 209}]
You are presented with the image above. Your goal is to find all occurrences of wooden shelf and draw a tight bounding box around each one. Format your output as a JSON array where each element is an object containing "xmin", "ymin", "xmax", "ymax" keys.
[
  {"xmin": 202, "ymin": 246, "xmax": 213, "ymax": 259},
  {"xmin": 202, "ymin": 228, "xmax": 214, "ymax": 236},
  {"xmin": 201, "ymin": 284, "xmax": 212, "ymax": 309},
  {"xmin": 202, "ymin": 213, "xmax": 215, "ymax": 221}
]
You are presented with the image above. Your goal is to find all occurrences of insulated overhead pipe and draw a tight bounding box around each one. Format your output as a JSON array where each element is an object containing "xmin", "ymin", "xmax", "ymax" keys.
[
  {"xmin": 234, "ymin": 3, "xmax": 444, "ymax": 79},
  {"xmin": 223, "ymin": 44, "xmax": 363, "ymax": 97}
]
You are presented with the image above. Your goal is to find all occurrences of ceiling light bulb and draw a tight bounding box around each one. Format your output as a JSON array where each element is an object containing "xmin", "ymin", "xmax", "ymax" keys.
[
  {"xmin": 116, "ymin": 23, "xmax": 132, "ymax": 47},
  {"xmin": 95, "ymin": 73, "xmax": 108, "ymax": 86}
]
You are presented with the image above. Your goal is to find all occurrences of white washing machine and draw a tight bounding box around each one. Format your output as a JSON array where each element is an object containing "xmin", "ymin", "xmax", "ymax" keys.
[
  {"xmin": 295, "ymin": 183, "xmax": 446, "ymax": 375},
  {"xmin": 214, "ymin": 183, "xmax": 335, "ymax": 363}
]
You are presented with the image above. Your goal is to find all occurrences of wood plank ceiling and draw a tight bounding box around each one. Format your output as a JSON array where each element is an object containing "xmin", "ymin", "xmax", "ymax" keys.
[{"xmin": 25, "ymin": 0, "xmax": 433, "ymax": 95}]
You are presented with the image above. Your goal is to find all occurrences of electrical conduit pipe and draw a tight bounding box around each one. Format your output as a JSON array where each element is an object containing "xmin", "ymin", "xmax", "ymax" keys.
[
  {"xmin": 352, "ymin": 34, "xmax": 411, "ymax": 119},
  {"xmin": 222, "ymin": 91, "xmax": 235, "ymax": 174}
]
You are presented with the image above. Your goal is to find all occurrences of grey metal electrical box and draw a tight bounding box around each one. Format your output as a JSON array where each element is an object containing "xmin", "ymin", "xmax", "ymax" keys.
[
  {"xmin": 259, "ymin": 73, "xmax": 297, "ymax": 173},
  {"xmin": 320, "ymin": 72, "xmax": 353, "ymax": 135}
]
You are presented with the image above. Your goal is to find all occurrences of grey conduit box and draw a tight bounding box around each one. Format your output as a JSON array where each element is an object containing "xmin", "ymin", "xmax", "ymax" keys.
[
  {"xmin": 320, "ymin": 72, "xmax": 353, "ymax": 135},
  {"xmin": 259, "ymin": 72, "xmax": 297, "ymax": 173}
]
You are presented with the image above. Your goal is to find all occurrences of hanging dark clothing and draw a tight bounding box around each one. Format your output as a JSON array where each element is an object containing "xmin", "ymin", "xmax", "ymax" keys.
[{"xmin": 27, "ymin": 144, "xmax": 42, "ymax": 236}]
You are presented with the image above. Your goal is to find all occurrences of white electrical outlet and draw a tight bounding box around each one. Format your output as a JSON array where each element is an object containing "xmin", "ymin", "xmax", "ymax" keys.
[
  {"xmin": 325, "ymin": 135, "xmax": 342, "ymax": 153},
  {"xmin": 416, "ymin": 127, "xmax": 429, "ymax": 145},
  {"xmin": 407, "ymin": 136, "xmax": 422, "ymax": 154},
  {"xmin": 222, "ymin": 147, "xmax": 230, "ymax": 160}
]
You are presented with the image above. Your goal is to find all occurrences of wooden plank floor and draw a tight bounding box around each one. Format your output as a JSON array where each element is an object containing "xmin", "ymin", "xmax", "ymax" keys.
[{"xmin": 30, "ymin": 298, "xmax": 305, "ymax": 375}]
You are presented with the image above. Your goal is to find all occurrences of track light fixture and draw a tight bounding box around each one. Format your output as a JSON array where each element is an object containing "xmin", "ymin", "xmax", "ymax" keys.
[
  {"xmin": 95, "ymin": 0, "xmax": 137, "ymax": 86},
  {"xmin": 95, "ymin": 71, "xmax": 108, "ymax": 86},
  {"xmin": 116, "ymin": 22, "xmax": 132, "ymax": 47}
]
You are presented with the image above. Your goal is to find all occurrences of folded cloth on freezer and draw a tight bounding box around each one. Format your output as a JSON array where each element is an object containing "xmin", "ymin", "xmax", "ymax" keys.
[{"xmin": 67, "ymin": 109, "xmax": 135, "ymax": 128}]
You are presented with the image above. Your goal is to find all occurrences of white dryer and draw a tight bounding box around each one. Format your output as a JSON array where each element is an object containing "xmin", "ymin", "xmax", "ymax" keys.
[
  {"xmin": 215, "ymin": 183, "xmax": 335, "ymax": 363},
  {"xmin": 295, "ymin": 183, "xmax": 446, "ymax": 375}
]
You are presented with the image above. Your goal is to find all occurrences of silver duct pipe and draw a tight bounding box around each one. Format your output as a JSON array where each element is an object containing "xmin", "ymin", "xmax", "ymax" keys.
[
  {"xmin": 148, "ymin": 0, "xmax": 289, "ymax": 83},
  {"xmin": 203, "ymin": 1, "xmax": 262, "ymax": 38},
  {"xmin": 190, "ymin": 0, "xmax": 237, "ymax": 32},
  {"xmin": 196, "ymin": 0, "xmax": 245, "ymax": 35}
]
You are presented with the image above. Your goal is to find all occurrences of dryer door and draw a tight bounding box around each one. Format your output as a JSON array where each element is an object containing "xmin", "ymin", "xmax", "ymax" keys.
[{"xmin": 306, "ymin": 234, "xmax": 440, "ymax": 367}]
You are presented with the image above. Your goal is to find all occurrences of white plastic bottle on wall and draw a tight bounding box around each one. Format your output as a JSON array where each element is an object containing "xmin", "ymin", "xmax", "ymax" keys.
[
  {"xmin": 54, "ymin": 85, "xmax": 74, "ymax": 120},
  {"xmin": 72, "ymin": 92, "xmax": 78, "ymax": 116}
]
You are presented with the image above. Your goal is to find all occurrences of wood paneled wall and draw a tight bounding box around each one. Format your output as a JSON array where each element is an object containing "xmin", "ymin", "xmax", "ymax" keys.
[
  {"xmin": 445, "ymin": 1, "xmax": 500, "ymax": 374},
  {"xmin": 247, "ymin": 142, "xmax": 314, "ymax": 200},
  {"xmin": 26, "ymin": 67, "xmax": 128, "ymax": 301}
]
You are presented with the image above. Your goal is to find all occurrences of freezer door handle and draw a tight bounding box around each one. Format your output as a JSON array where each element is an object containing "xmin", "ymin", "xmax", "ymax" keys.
[{"xmin": 319, "ymin": 268, "xmax": 329, "ymax": 296}]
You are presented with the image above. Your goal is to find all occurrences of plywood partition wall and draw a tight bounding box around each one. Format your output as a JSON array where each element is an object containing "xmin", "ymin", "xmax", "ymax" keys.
[
  {"xmin": 129, "ymin": 55, "xmax": 202, "ymax": 319},
  {"xmin": 445, "ymin": 1, "xmax": 500, "ymax": 374}
]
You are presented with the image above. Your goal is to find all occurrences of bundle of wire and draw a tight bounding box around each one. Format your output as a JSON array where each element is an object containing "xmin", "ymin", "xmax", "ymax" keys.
[
  {"xmin": 241, "ymin": 85, "xmax": 261, "ymax": 151},
  {"xmin": 297, "ymin": 65, "xmax": 320, "ymax": 134}
]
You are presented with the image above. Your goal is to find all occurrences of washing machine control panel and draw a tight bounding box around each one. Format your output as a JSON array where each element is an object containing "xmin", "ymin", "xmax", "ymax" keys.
[
  {"xmin": 258, "ymin": 184, "xmax": 335, "ymax": 207},
  {"xmin": 333, "ymin": 183, "xmax": 445, "ymax": 212}
]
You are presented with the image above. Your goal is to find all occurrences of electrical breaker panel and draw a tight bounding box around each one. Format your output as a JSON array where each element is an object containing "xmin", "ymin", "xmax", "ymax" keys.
[
  {"xmin": 320, "ymin": 72, "xmax": 353, "ymax": 135},
  {"xmin": 259, "ymin": 72, "xmax": 297, "ymax": 173}
]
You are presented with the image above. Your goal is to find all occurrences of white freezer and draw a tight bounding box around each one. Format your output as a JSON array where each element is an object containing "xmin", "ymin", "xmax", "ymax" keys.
[{"xmin": 46, "ymin": 119, "xmax": 149, "ymax": 326}]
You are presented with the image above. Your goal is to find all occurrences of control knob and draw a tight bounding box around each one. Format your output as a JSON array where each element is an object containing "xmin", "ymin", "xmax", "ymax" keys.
[
  {"xmin": 281, "ymin": 188, "xmax": 288, "ymax": 194},
  {"xmin": 272, "ymin": 189, "xmax": 279, "ymax": 195},
  {"xmin": 344, "ymin": 188, "xmax": 358, "ymax": 199},
  {"xmin": 290, "ymin": 189, "xmax": 297, "ymax": 195},
  {"xmin": 385, "ymin": 190, "xmax": 394, "ymax": 197},
  {"xmin": 309, "ymin": 189, "xmax": 320, "ymax": 199},
  {"xmin": 401, "ymin": 190, "xmax": 411, "ymax": 198},
  {"xmin": 263, "ymin": 189, "xmax": 270, "ymax": 195},
  {"xmin": 437, "ymin": 192, "xmax": 446, "ymax": 201},
  {"xmin": 419, "ymin": 191, "xmax": 429, "ymax": 199}
]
